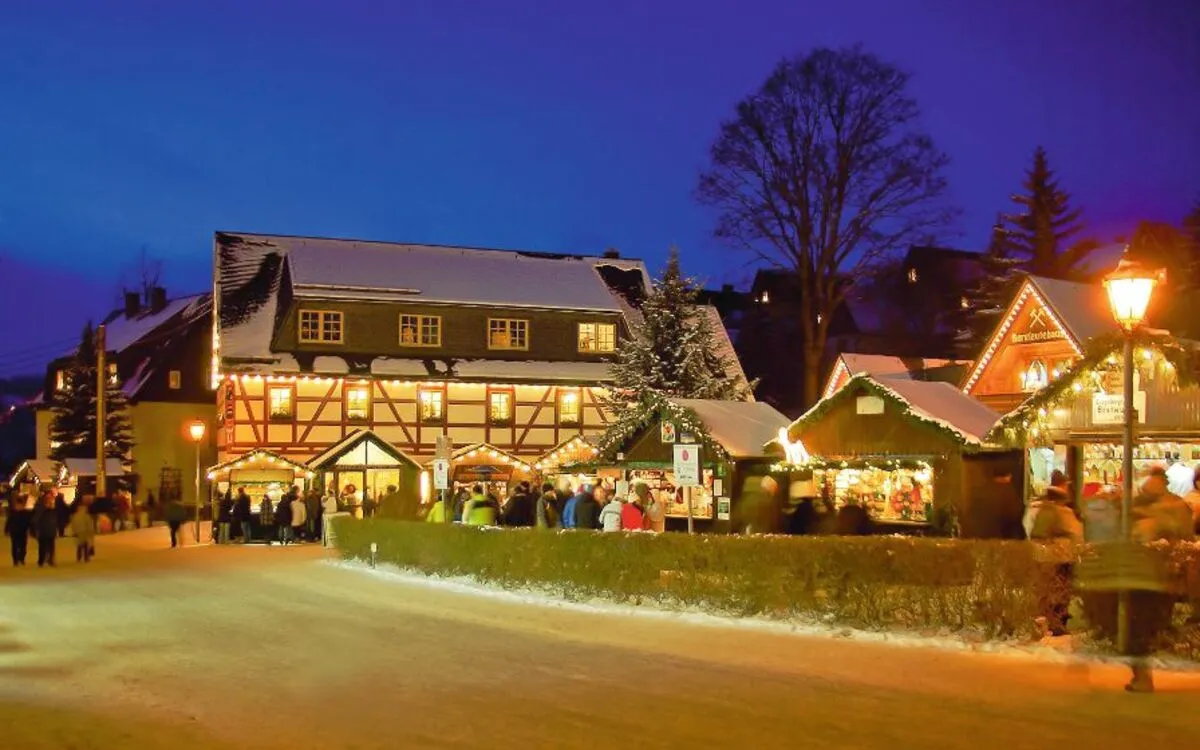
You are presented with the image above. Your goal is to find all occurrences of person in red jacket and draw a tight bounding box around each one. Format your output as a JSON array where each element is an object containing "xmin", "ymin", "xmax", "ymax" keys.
[{"xmin": 621, "ymin": 488, "xmax": 645, "ymax": 531}]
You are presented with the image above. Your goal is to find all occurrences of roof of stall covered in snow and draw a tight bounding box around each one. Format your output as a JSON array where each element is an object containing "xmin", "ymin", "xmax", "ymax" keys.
[
  {"xmin": 215, "ymin": 231, "xmax": 653, "ymax": 374},
  {"xmin": 1026, "ymin": 275, "xmax": 1116, "ymax": 345},
  {"xmin": 877, "ymin": 378, "xmax": 1000, "ymax": 443},
  {"xmin": 62, "ymin": 458, "xmax": 126, "ymax": 477},
  {"xmin": 668, "ymin": 399, "xmax": 790, "ymax": 458}
]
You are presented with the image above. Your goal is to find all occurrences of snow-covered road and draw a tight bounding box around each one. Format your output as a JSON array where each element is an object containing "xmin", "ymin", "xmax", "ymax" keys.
[{"xmin": 2, "ymin": 528, "xmax": 1198, "ymax": 749}]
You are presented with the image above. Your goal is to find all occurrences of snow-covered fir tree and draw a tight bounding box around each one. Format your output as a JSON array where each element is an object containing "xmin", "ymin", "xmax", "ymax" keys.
[
  {"xmin": 600, "ymin": 247, "xmax": 749, "ymax": 442},
  {"xmin": 960, "ymin": 216, "xmax": 1024, "ymax": 356},
  {"xmin": 48, "ymin": 323, "xmax": 135, "ymax": 463},
  {"xmin": 1001, "ymin": 146, "xmax": 1096, "ymax": 279}
]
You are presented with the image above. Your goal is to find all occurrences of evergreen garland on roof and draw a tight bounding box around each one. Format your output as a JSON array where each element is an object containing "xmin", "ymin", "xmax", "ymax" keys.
[
  {"xmin": 596, "ymin": 393, "xmax": 728, "ymax": 462},
  {"xmin": 987, "ymin": 332, "xmax": 1198, "ymax": 446},
  {"xmin": 786, "ymin": 374, "xmax": 990, "ymax": 448}
]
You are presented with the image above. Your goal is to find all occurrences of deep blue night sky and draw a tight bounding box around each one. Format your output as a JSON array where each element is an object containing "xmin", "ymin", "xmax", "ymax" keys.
[{"xmin": 1, "ymin": 0, "xmax": 1197, "ymax": 375}]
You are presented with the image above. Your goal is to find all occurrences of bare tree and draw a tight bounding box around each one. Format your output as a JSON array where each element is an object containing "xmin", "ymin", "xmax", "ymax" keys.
[
  {"xmin": 116, "ymin": 245, "xmax": 164, "ymax": 308},
  {"xmin": 697, "ymin": 46, "xmax": 955, "ymax": 406}
]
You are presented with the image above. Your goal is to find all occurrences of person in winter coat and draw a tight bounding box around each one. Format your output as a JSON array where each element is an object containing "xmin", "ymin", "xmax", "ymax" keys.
[
  {"xmin": 70, "ymin": 499, "xmax": 96, "ymax": 563},
  {"xmin": 1121, "ymin": 466, "xmax": 1196, "ymax": 693},
  {"xmin": 4, "ymin": 495, "xmax": 32, "ymax": 566},
  {"xmin": 234, "ymin": 487, "xmax": 253, "ymax": 543},
  {"xmin": 535, "ymin": 483, "xmax": 560, "ymax": 529},
  {"xmin": 574, "ymin": 487, "xmax": 602, "ymax": 531},
  {"xmin": 290, "ymin": 493, "xmax": 307, "ymax": 542},
  {"xmin": 639, "ymin": 484, "xmax": 665, "ymax": 533},
  {"xmin": 32, "ymin": 491, "xmax": 58, "ymax": 567},
  {"xmin": 599, "ymin": 490, "xmax": 623, "ymax": 532},
  {"xmin": 55, "ymin": 493, "xmax": 71, "ymax": 537},
  {"xmin": 835, "ymin": 499, "xmax": 872, "ymax": 535},
  {"xmin": 164, "ymin": 496, "xmax": 187, "ymax": 548},
  {"xmin": 1184, "ymin": 470, "xmax": 1200, "ymax": 534},
  {"xmin": 217, "ymin": 491, "xmax": 234, "ymax": 544},
  {"xmin": 502, "ymin": 483, "xmax": 536, "ymax": 527},
  {"xmin": 621, "ymin": 489, "xmax": 645, "ymax": 531},
  {"xmin": 561, "ymin": 488, "xmax": 584, "ymax": 529},
  {"xmin": 275, "ymin": 489, "xmax": 294, "ymax": 543},
  {"xmin": 1028, "ymin": 480, "xmax": 1084, "ymax": 636},
  {"xmin": 304, "ymin": 490, "xmax": 321, "ymax": 540},
  {"xmin": 461, "ymin": 485, "xmax": 500, "ymax": 526}
]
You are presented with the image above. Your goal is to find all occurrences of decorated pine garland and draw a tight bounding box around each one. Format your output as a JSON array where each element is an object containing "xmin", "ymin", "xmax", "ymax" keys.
[
  {"xmin": 595, "ymin": 393, "xmax": 729, "ymax": 462},
  {"xmin": 783, "ymin": 374, "xmax": 990, "ymax": 449},
  {"xmin": 987, "ymin": 331, "xmax": 1197, "ymax": 446}
]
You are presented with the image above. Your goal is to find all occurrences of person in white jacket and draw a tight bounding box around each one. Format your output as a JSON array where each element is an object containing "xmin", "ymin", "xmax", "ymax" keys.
[
  {"xmin": 290, "ymin": 495, "xmax": 307, "ymax": 543},
  {"xmin": 598, "ymin": 488, "xmax": 623, "ymax": 532}
]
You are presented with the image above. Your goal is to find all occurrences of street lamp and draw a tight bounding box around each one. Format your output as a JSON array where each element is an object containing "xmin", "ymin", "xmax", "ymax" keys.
[
  {"xmin": 1102, "ymin": 256, "xmax": 1160, "ymax": 656},
  {"xmin": 188, "ymin": 419, "xmax": 206, "ymax": 545}
]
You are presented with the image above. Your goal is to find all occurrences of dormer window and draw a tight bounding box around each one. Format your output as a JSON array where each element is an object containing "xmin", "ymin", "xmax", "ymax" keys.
[
  {"xmin": 299, "ymin": 310, "xmax": 343, "ymax": 344},
  {"xmin": 107, "ymin": 363, "xmax": 119, "ymax": 385},
  {"xmin": 399, "ymin": 315, "xmax": 441, "ymax": 347},
  {"xmin": 55, "ymin": 370, "xmax": 65, "ymax": 391},
  {"xmin": 1020, "ymin": 359, "xmax": 1048, "ymax": 392}
]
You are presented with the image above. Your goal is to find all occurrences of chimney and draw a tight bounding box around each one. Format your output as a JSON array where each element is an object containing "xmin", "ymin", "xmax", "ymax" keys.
[
  {"xmin": 149, "ymin": 286, "xmax": 167, "ymax": 313},
  {"xmin": 124, "ymin": 292, "xmax": 141, "ymax": 318},
  {"xmin": 602, "ymin": 248, "xmax": 620, "ymax": 259}
]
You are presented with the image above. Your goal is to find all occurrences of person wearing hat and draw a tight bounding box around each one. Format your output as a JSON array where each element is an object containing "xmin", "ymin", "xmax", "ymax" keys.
[{"xmin": 1027, "ymin": 469, "xmax": 1083, "ymax": 637}]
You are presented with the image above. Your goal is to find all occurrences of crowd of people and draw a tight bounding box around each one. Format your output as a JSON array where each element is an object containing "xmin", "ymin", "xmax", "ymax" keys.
[
  {"xmin": 2, "ymin": 488, "xmax": 102, "ymax": 567},
  {"xmin": 422, "ymin": 480, "xmax": 667, "ymax": 532}
]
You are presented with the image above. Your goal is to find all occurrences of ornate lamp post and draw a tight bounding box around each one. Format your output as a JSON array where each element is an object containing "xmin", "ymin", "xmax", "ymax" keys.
[
  {"xmin": 188, "ymin": 419, "xmax": 207, "ymax": 544},
  {"xmin": 1102, "ymin": 257, "xmax": 1160, "ymax": 655}
]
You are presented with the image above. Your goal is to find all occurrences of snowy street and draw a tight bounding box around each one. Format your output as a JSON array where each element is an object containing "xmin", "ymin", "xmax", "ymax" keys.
[{"xmin": 2, "ymin": 529, "xmax": 1199, "ymax": 749}]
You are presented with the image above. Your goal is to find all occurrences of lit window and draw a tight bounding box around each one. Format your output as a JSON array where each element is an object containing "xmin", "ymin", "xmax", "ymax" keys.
[
  {"xmin": 907, "ymin": 268, "xmax": 918, "ymax": 283},
  {"xmin": 577, "ymin": 322, "xmax": 616, "ymax": 353},
  {"xmin": 488, "ymin": 319, "xmax": 528, "ymax": 350},
  {"xmin": 55, "ymin": 370, "xmax": 65, "ymax": 390},
  {"xmin": 961, "ymin": 296, "xmax": 970, "ymax": 309},
  {"xmin": 489, "ymin": 391, "xmax": 513, "ymax": 424},
  {"xmin": 419, "ymin": 389, "xmax": 444, "ymax": 422},
  {"xmin": 168, "ymin": 370, "xmax": 182, "ymax": 390},
  {"xmin": 299, "ymin": 310, "xmax": 343, "ymax": 343},
  {"xmin": 346, "ymin": 386, "xmax": 370, "ymax": 421},
  {"xmin": 760, "ymin": 291, "xmax": 770, "ymax": 304},
  {"xmin": 107, "ymin": 363, "xmax": 119, "ymax": 385},
  {"xmin": 558, "ymin": 389, "xmax": 580, "ymax": 425},
  {"xmin": 268, "ymin": 387, "xmax": 293, "ymax": 419},
  {"xmin": 1020, "ymin": 360, "xmax": 1048, "ymax": 393},
  {"xmin": 816, "ymin": 313, "xmax": 823, "ymax": 325},
  {"xmin": 399, "ymin": 315, "xmax": 441, "ymax": 347}
]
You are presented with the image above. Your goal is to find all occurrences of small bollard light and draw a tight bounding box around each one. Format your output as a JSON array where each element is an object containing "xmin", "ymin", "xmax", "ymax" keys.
[{"xmin": 370, "ymin": 541, "xmax": 378, "ymax": 569}]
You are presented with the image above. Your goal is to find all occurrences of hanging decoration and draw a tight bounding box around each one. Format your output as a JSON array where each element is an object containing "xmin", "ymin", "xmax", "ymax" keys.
[
  {"xmin": 595, "ymin": 394, "xmax": 727, "ymax": 462},
  {"xmin": 987, "ymin": 331, "xmax": 1196, "ymax": 447}
]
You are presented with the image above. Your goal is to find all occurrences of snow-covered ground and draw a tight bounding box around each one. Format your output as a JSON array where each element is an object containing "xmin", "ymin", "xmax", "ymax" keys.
[{"xmin": 2, "ymin": 529, "xmax": 1199, "ymax": 749}]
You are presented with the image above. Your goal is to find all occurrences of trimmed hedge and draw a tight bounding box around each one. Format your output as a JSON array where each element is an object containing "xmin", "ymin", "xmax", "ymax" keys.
[{"xmin": 333, "ymin": 519, "xmax": 1200, "ymax": 656}]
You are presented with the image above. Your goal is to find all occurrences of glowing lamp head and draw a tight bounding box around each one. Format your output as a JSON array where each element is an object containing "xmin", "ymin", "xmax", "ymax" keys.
[
  {"xmin": 1103, "ymin": 256, "xmax": 1160, "ymax": 331},
  {"xmin": 188, "ymin": 420, "xmax": 206, "ymax": 443}
]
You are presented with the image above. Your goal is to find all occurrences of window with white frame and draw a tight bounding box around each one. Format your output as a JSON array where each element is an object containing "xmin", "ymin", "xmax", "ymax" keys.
[
  {"xmin": 489, "ymin": 391, "xmax": 513, "ymax": 424},
  {"xmin": 577, "ymin": 322, "xmax": 616, "ymax": 353},
  {"xmin": 558, "ymin": 389, "xmax": 580, "ymax": 425},
  {"xmin": 488, "ymin": 318, "xmax": 528, "ymax": 350},
  {"xmin": 268, "ymin": 386, "xmax": 294, "ymax": 419},
  {"xmin": 346, "ymin": 386, "xmax": 370, "ymax": 421},
  {"xmin": 399, "ymin": 314, "xmax": 441, "ymax": 347},
  {"xmin": 299, "ymin": 310, "xmax": 343, "ymax": 343},
  {"xmin": 1020, "ymin": 359, "xmax": 1049, "ymax": 392},
  {"xmin": 419, "ymin": 389, "xmax": 444, "ymax": 422}
]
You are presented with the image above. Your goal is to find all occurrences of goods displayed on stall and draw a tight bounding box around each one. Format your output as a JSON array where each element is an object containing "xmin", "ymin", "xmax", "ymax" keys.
[
  {"xmin": 812, "ymin": 463, "xmax": 934, "ymax": 523},
  {"xmin": 627, "ymin": 469, "xmax": 715, "ymax": 519}
]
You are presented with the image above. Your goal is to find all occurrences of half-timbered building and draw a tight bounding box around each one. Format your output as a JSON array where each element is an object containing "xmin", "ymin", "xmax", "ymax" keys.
[{"xmin": 212, "ymin": 231, "xmax": 729, "ymax": 502}]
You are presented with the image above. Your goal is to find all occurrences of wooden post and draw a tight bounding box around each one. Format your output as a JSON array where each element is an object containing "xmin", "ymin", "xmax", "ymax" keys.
[{"xmin": 96, "ymin": 324, "xmax": 106, "ymax": 499}]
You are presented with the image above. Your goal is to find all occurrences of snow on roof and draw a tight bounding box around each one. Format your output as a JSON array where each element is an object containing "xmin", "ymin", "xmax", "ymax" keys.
[
  {"xmin": 216, "ymin": 232, "xmax": 653, "ymax": 374},
  {"xmin": 451, "ymin": 359, "xmax": 612, "ymax": 383},
  {"xmin": 9, "ymin": 458, "xmax": 59, "ymax": 485},
  {"xmin": 668, "ymin": 399, "xmax": 790, "ymax": 458},
  {"xmin": 1073, "ymin": 242, "xmax": 1127, "ymax": 278},
  {"xmin": 100, "ymin": 295, "xmax": 209, "ymax": 354},
  {"xmin": 692, "ymin": 304, "xmax": 752, "ymax": 398},
  {"xmin": 1027, "ymin": 276, "xmax": 1116, "ymax": 346},
  {"xmin": 872, "ymin": 378, "xmax": 1000, "ymax": 444},
  {"xmin": 370, "ymin": 357, "xmax": 433, "ymax": 378},
  {"xmin": 840, "ymin": 354, "xmax": 961, "ymax": 380},
  {"xmin": 313, "ymin": 356, "xmax": 350, "ymax": 375},
  {"xmin": 62, "ymin": 458, "xmax": 126, "ymax": 477}
]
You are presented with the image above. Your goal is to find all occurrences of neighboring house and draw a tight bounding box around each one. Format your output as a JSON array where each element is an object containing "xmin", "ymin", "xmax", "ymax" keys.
[
  {"xmin": 32, "ymin": 288, "xmax": 215, "ymax": 502},
  {"xmin": 822, "ymin": 353, "xmax": 970, "ymax": 401},
  {"xmin": 697, "ymin": 284, "xmax": 751, "ymax": 346},
  {"xmin": 212, "ymin": 231, "xmax": 668, "ymax": 499},
  {"xmin": 961, "ymin": 275, "xmax": 1116, "ymax": 412}
]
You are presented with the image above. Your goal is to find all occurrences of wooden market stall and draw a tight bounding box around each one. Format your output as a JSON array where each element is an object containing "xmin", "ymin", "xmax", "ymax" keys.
[
  {"xmin": 775, "ymin": 374, "xmax": 1023, "ymax": 537},
  {"xmin": 988, "ymin": 333, "xmax": 1200, "ymax": 504},
  {"xmin": 597, "ymin": 398, "xmax": 792, "ymax": 533},
  {"xmin": 307, "ymin": 429, "xmax": 421, "ymax": 516},
  {"xmin": 445, "ymin": 442, "xmax": 537, "ymax": 499}
]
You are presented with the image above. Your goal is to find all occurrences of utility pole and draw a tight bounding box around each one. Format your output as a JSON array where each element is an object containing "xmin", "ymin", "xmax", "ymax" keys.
[{"xmin": 96, "ymin": 324, "xmax": 107, "ymax": 500}]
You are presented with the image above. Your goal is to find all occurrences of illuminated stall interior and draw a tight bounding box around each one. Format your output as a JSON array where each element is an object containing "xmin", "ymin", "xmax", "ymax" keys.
[
  {"xmin": 534, "ymin": 435, "xmax": 609, "ymax": 493},
  {"xmin": 207, "ymin": 449, "xmax": 312, "ymax": 510},
  {"xmin": 306, "ymin": 429, "xmax": 421, "ymax": 515},
  {"xmin": 448, "ymin": 443, "xmax": 536, "ymax": 497}
]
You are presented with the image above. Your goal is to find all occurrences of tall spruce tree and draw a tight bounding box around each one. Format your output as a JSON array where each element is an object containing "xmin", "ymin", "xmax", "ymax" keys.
[
  {"xmin": 1001, "ymin": 146, "xmax": 1096, "ymax": 279},
  {"xmin": 48, "ymin": 323, "xmax": 134, "ymax": 463},
  {"xmin": 961, "ymin": 216, "xmax": 1024, "ymax": 356},
  {"xmin": 604, "ymin": 247, "xmax": 749, "ymax": 411}
]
